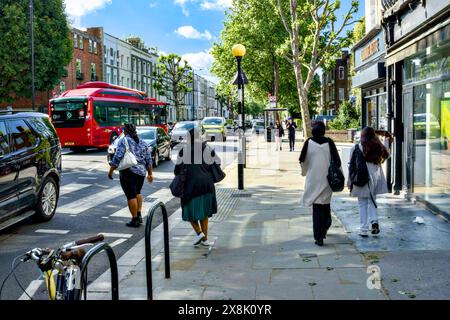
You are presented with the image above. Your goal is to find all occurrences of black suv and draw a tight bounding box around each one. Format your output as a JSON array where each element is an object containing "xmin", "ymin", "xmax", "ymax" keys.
[{"xmin": 0, "ymin": 111, "xmax": 62, "ymax": 230}]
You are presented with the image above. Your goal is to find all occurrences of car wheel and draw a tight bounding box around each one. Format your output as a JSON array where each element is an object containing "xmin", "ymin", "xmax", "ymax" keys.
[
  {"xmin": 153, "ymin": 151, "xmax": 159, "ymax": 168},
  {"xmin": 34, "ymin": 176, "xmax": 59, "ymax": 222}
]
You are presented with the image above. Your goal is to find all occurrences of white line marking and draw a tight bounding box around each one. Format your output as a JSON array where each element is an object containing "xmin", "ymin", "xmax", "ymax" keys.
[
  {"xmin": 109, "ymin": 238, "xmax": 127, "ymax": 248},
  {"xmin": 78, "ymin": 177, "xmax": 97, "ymax": 180},
  {"xmin": 59, "ymin": 183, "xmax": 90, "ymax": 196},
  {"xmin": 57, "ymin": 186, "xmax": 124, "ymax": 215},
  {"xmin": 100, "ymin": 233, "xmax": 133, "ymax": 238},
  {"xmin": 35, "ymin": 229, "xmax": 70, "ymax": 234},
  {"xmin": 18, "ymin": 280, "xmax": 44, "ymax": 300},
  {"xmin": 110, "ymin": 188, "xmax": 174, "ymax": 218}
]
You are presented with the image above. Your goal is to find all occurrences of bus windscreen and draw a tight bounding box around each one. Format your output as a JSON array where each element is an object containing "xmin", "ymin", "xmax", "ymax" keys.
[{"xmin": 51, "ymin": 101, "xmax": 87, "ymax": 128}]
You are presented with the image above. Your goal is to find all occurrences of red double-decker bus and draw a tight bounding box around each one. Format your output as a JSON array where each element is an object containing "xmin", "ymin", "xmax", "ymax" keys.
[{"xmin": 48, "ymin": 82, "xmax": 168, "ymax": 150}]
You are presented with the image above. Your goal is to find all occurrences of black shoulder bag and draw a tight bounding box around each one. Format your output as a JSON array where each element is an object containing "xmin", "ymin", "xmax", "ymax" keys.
[
  {"xmin": 170, "ymin": 165, "xmax": 187, "ymax": 198},
  {"xmin": 327, "ymin": 139, "xmax": 345, "ymax": 192}
]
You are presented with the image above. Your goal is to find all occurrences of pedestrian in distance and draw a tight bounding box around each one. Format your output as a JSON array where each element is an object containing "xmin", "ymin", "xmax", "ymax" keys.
[
  {"xmin": 286, "ymin": 117, "xmax": 297, "ymax": 151},
  {"xmin": 274, "ymin": 119, "xmax": 285, "ymax": 151},
  {"xmin": 173, "ymin": 126, "xmax": 219, "ymax": 246},
  {"xmin": 348, "ymin": 127, "xmax": 392, "ymax": 237},
  {"xmin": 299, "ymin": 121, "xmax": 341, "ymax": 246},
  {"xmin": 108, "ymin": 123, "xmax": 153, "ymax": 228}
]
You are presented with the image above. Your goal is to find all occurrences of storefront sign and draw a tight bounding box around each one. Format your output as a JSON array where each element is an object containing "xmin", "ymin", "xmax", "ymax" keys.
[{"xmin": 362, "ymin": 39, "xmax": 380, "ymax": 61}]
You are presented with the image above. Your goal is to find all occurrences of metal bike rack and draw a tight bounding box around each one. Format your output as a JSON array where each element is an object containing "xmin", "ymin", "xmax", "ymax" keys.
[
  {"xmin": 145, "ymin": 201, "xmax": 170, "ymax": 300},
  {"xmin": 80, "ymin": 242, "xmax": 119, "ymax": 300}
]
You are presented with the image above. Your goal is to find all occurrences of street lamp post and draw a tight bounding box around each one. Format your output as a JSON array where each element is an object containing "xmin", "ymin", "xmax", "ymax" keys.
[
  {"xmin": 232, "ymin": 44, "xmax": 246, "ymax": 190},
  {"xmin": 29, "ymin": 0, "xmax": 36, "ymax": 111}
]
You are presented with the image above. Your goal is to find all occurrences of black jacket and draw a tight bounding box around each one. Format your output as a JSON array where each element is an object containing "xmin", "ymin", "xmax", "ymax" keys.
[
  {"xmin": 174, "ymin": 142, "xmax": 218, "ymax": 205},
  {"xmin": 286, "ymin": 122, "xmax": 297, "ymax": 136}
]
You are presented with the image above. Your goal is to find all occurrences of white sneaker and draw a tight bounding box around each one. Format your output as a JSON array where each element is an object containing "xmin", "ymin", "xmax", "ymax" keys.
[
  {"xmin": 193, "ymin": 232, "xmax": 205, "ymax": 246},
  {"xmin": 200, "ymin": 239, "xmax": 211, "ymax": 246}
]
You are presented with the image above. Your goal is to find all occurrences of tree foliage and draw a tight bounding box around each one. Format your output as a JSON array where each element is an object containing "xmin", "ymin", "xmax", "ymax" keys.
[
  {"xmin": 328, "ymin": 101, "xmax": 360, "ymax": 130},
  {"xmin": 211, "ymin": 0, "xmax": 302, "ymax": 114},
  {"xmin": 153, "ymin": 54, "xmax": 193, "ymax": 121},
  {"xmin": 0, "ymin": 0, "xmax": 72, "ymax": 103},
  {"xmin": 273, "ymin": 0, "xmax": 359, "ymax": 137}
]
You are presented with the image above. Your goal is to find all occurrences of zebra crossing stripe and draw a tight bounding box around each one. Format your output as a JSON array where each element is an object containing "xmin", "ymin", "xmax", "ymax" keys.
[
  {"xmin": 100, "ymin": 233, "xmax": 133, "ymax": 238},
  {"xmin": 57, "ymin": 186, "xmax": 124, "ymax": 215},
  {"xmin": 109, "ymin": 238, "xmax": 127, "ymax": 248},
  {"xmin": 110, "ymin": 188, "xmax": 174, "ymax": 218},
  {"xmin": 35, "ymin": 229, "xmax": 70, "ymax": 234},
  {"xmin": 18, "ymin": 280, "xmax": 44, "ymax": 300},
  {"xmin": 59, "ymin": 183, "xmax": 90, "ymax": 196}
]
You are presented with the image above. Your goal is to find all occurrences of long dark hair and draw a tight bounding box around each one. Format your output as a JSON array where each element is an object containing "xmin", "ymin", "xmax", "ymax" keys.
[
  {"xmin": 360, "ymin": 127, "xmax": 388, "ymax": 164},
  {"xmin": 123, "ymin": 123, "xmax": 139, "ymax": 143}
]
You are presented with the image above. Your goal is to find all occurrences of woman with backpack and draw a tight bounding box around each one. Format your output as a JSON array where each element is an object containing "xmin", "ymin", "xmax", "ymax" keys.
[
  {"xmin": 299, "ymin": 121, "xmax": 342, "ymax": 246},
  {"xmin": 173, "ymin": 124, "xmax": 220, "ymax": 246},
  {"xmin": 347, "ymin": 127, "xmax": 392, "ymax": 237}
]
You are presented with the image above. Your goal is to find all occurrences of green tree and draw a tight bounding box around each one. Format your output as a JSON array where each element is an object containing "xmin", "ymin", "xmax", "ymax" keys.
[
  {"xmin": 328, "ymin": 101, "xmax": 360, "ymax": 130},
  {"xmin": 153, "ymin": 54, "xmax": 193, "ymax": 121},
  {"xmin": 0, "ymin": 0, "xmax": 72, "ymax": 104},
  {"xmin": 211, "ymin": 0, "xmax": 300, "ymax": 113},
  {"xmin": 273, "ymin": 0, "xmax": 359, "ymax": 137}
]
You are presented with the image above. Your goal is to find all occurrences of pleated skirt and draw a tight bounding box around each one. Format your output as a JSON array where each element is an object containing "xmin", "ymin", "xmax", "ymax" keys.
[{"xmin": 182, "ymin": 192, "xmax": 217, "ymax": 222}]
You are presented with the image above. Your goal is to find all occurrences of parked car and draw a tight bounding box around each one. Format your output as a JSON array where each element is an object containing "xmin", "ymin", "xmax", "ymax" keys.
[
  {"xmin": 202, "ymin": 117, "xmax": 227, "ymax": 142},
  {"xmin": 107, "ymin": 126, "xmax": 172, "ymax": 167},
  {"xmin": 0, "ymin": 110, "xmax": 62, "ymax": 230},
  {"xmin": 169, "ymin": 121, "xmax": 203, "ymax": 145},
  {"xmin": 252, "ymin": 120, "xmax": 265, "ymax": 134}
]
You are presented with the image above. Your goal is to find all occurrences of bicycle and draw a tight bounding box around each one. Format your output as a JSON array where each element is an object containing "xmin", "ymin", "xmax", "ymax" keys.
[{"xmin": 0, "ymin": 234, "xmax": 106, "ymax": 300}]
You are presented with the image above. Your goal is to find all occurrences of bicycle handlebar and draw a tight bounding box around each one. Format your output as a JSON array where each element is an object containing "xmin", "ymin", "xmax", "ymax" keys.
[
  {"xmin": 60, "ymin": 247, "xmax": 87, "ymax": 261},
  {"xmin": 75, "ymin": 234, "xmax": 104, "ymax": 246}
]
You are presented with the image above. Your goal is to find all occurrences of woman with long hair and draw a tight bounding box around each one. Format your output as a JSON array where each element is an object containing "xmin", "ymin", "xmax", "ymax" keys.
[
  {"xmin": 274, "ymin": 119, "xmax": 285, "ymax": 151},
  {"xmin": 173, "ymin": 124, "xmax": 219, "ymax": 246},
  {"xmin": 347, "ymin": 127, "xmax": 392, "ymax": 237},
  {"xmin": 299, "ymin": 121, "xmax": 341, "ymax": 246},
  {"xmin": 108, "ymin": 123, "xmax": 153, "ymax": 227}
]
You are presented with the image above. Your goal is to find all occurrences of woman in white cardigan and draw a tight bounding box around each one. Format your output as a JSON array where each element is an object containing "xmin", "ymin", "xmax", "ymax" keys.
[
  {"xmin": 347, "ymin": 127, "xmax": 392, "ymax": 237},
  {"xmin": 299, "ymin": 121, "xmax": 341, "ymax": 246}
]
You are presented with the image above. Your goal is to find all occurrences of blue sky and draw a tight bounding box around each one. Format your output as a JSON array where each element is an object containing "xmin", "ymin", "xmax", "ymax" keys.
[{"xmin": 65, "ymin": 0, "xmax": 364, "ymax": 82}]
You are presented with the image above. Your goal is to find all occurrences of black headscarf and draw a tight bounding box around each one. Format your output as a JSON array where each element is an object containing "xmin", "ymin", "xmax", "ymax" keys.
[{"xmin": 123, "ymin": 123, "xmax": 139, "ymax": 143}]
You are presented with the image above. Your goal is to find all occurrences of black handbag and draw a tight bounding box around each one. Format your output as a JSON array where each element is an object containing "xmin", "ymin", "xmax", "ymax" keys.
[
  {"xmin": 326, "ymin": 139, "xmax": 345, "ymax": 192},
  {"xmin": 170, "ymin": 166, "xmax": 187, "ymax": 197},
  {"xmin": 210, "ymin": 162, "xmax": 226, "ymax": 183}
]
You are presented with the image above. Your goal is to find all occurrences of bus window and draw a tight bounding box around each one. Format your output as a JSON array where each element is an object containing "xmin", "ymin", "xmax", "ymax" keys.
[
  {"xmin": 120, "ymin": 108, "xmax": 129, "ymax": 125},
  {"xmin": 129, "ymin": 108, "xmax": 140, "ymax": 125},
  {"xmin": 94, "ymin": 106, "xmax": 108, "ymax": 125},
  {"xmin": 108, "ymin": 107, "xmax": 121, "ymax": 125}
]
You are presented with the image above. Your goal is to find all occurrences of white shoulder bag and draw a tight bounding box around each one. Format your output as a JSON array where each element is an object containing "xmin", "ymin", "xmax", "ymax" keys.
[{"xmin": 117, "ymin": 137, "xmax": 138, "ymax": 171}]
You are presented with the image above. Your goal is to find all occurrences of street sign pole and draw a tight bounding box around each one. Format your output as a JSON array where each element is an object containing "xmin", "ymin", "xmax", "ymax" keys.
[{"xmin": 237, "ymin": 57, "xmax": 244, "ymax": 190}]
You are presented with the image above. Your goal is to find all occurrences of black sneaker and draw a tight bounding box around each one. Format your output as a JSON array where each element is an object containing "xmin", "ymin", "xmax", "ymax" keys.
[
  {"xmin": 126, "ymin": 218, "xmax": 140, "ymax": 228},
  {"xmin": 315, "ymin": 239, "xmax": 324, "ymax": 246},
  {"xmin": 371, "ymin": 223, "xmax": 380, "ymax": 234},
  {"xmin": 137, "ymin": 214, "xmax": 143, "ymax": 224}
]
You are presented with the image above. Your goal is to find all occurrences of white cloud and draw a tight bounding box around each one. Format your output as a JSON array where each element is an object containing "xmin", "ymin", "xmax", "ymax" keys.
[
  {"xmin": 175, "ymin": 26, "xmax": 212, "ymax": 41},
  {"xmin": 65, "ymin": 0, "xmax": 112, "ymax": 17},
  {"xmin": 64, "ymin": 0, "xmax": 112, "ymax": 27},
  {"xmin": 200, "ymin": 0, "xmax": 231, "ymax": 11},
  {"xmin": 182, "ymin": 50, "xmax": 214, "ymax": 72},
  {"xmin": 174, "ymin": 0, "xmax": 192, "ymax": 16}
]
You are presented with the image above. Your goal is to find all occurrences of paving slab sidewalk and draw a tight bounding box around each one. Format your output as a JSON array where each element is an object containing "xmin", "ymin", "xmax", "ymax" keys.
[{"xmin": 90, "ymin": 135, "xmax": 386, "ymax": 300}]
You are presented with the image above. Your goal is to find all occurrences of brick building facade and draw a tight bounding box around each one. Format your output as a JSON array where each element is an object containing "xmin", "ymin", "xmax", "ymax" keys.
[
  {"xmin": 321, "ymin": 51, "xmax": 351, "ymax": 114},
  {"xmin": 0, "ymin": 28, "xmax": 102, "ymax": 113}
]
